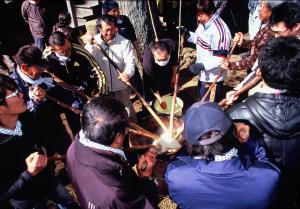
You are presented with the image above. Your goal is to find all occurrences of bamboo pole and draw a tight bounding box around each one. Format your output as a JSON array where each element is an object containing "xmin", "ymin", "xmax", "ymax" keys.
[
  {"xmin": 46, "ymin": 94, "xmax": 161, "ymax": 141},
  {"xmin": 169, "ymin": 0, "xmax": 183, "ymax": 138},
  {"xmin": 127, "ymin": 128, "xmax": 159, "ymax": 141},
  {"xmin": 147, "ymin": 0, "xmax": 159, "ymax": 42},
  {"xmin": 46, "ymin": 95, "xmax": 83, "ymax": 115},
  {"xmin": 44, "ymin": 69, "xmax": 92, "ymax": 100},
  {"xmin": 218, "ymin": 76, "xmax": 261, "ymax": 107}
]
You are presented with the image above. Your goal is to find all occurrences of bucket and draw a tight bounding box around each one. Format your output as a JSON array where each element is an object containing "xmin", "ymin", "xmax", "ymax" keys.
[{"xmin": 154, "ymin": 95, "xmax": 184, "ymax": 116}]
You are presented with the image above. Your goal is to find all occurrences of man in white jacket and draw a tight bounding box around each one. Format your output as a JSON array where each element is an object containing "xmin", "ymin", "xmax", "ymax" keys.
[
  {"xmin": 85, "ymin": 14, "xmax": 136, "ymax": 121},
  {"xmin": 188, "ymin": 0, "xmax": 231, "ymax": 102}
]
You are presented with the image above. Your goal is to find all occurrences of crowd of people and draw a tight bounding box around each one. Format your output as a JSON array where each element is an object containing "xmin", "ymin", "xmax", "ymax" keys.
[{"xmin": 0, "ymin": 0, "xmax": 300, "ymax": 209}]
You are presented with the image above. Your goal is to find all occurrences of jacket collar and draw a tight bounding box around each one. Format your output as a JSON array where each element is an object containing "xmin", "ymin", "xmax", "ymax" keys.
[
  {"xmin": 204, "ymin": 13, "xmax": 219, "ymax": 30},
  {"xmin": 78, "ymin": 130, "xmax": 127, "ymax": 160},
  {"xmin": 176, "ymin": 155, "xmax": 245, "ymax": 175},
  {"xmin": 74, "ymin": 134, "xmax": 127, "ymax": 172},
  {"xmin": 94, "ymin": 33, "xmax": 118, "ymax": 47}
]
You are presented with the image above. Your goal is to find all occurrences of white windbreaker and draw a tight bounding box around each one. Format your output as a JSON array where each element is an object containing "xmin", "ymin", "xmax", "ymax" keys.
[
  {"xmin": 188, "ymin": 14, "xmax": 232, "ymax": 83},
  {"xmin": 85, "ymin": 33, "xmax": 135, "ymax": 92}
]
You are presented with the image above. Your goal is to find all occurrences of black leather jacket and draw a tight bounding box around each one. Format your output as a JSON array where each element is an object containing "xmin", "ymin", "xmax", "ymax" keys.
[{"xmin": 228, "ymin": 92, "xmax": 300, "ymax": 173}]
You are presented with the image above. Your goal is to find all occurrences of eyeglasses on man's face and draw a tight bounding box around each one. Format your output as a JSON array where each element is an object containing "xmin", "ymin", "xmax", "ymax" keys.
[
  {"xmin": 5, "ymin": 89, "xmax": 20, "ymax": 100},
  {"xmin": 271, "ymin": 23, "xmax": 290, "ymax": 37}
]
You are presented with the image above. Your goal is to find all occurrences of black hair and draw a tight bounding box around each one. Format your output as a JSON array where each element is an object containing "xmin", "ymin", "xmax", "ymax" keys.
[
  {"xmin": 57, "ymin": 11, "xmax": 71, "ymax": 27},
  {"xmin": 270, "ymin": 2, "xmax": 300, "ymax": 30},
  {"xmin": 15, "ymin": 45, "xmax": 42, "ymax": 67},
  {"xmin": 0, "ymin": 75, "xmax": 17, "ymax": 106},
  {"xmin": 96, "ymin": 14, "xmax": 117, "ymax": 29},
  {"xmin": 150, "ymin": 41, "xmax": 170, "ymax": 54},
  {"xmin": 196, "ymin": 0, "xmax": 216, "ymax": 15},
  {"xmin": 49, "ymin": 31, "xmax": 67, "ymax": 46},
  {"xmin": 81, "ymin": 97, "xmax": 128, "ymax": 146},
  {"xmin": 258, "ymin": 37, "xmax": 300, "ymax": 94},
  {"xmin": 188, "ymin": 125, "xmax": 236, "ymax": 160}
]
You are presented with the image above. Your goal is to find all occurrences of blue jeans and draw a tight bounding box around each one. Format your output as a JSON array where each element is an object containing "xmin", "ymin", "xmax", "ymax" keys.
[
  {"xmin": 198, "ymin": 81, "xmax": 224, "ymax": 103},
  {"xmin": 34, "ymin": 37, "xmax": 46, "ymax": 52}
]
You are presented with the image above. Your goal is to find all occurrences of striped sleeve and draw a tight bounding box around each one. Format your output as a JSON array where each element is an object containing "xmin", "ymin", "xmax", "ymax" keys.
[{"xmin": 211, "ymin": 18, "xmax": 231, "ymax": 58}]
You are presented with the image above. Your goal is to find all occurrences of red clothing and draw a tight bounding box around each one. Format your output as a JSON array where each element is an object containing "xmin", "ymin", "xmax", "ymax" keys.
[{"xmin": 229, "ymin": 24, "xmax": 274, "ymax": 70}]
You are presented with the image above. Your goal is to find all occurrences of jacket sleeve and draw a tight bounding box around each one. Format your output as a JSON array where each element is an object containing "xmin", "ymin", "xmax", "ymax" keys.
[
  {"xmin": 229, "ymin": 42, "xmax": 257, "ymax": 70},
  {"xmin": 0, "ymin": 171, "xmax": 33, "ymax": 206},
  {"xmin": 203, "ymin": 26, "xmax": 231, "ymax": 70},
  {"xmin": 230, "ymin": 27, "xmax": 273, "ymax": 71},
  {"xmin": 187, "ymin": 31, "xmax": 197, "ymax": 44},
  {"xmin": 142, "ymin": 48, "xmax": 160, "ymax": 93},
  {"xmin": 21, "ymin": 2, "xmax": 29, "ymax": 23},
  {"xmin": 122, "ymin": 40, "xmax": 135, "ymax": 78},
  {"xmin": 236, "ymin": 136, "xmax": 267, "ymax": 161},
  {"xmin": 74, "ymin": 44, "xmax": 108, "ymax": 95}
]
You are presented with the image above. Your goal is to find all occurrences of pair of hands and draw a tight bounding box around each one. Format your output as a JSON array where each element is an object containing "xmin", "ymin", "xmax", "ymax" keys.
[
  {"xmin": 137, "ymin": 148, "xmax": 157, "ymax": 177},
  {"xmin": 26, "ymin": 152, "xmax": 48, "ymax": 176}
]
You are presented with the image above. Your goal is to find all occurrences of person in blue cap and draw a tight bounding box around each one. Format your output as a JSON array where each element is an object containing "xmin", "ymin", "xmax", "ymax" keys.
[{"xmin": 165, "ymin": 101, "xmax": 279, "ymax": 209}]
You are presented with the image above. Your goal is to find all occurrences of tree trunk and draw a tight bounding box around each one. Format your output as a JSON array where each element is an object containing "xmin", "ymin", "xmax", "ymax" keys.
[{"xmin": 117, "ymin": 0, "xmax": 161, "ymax": 50}]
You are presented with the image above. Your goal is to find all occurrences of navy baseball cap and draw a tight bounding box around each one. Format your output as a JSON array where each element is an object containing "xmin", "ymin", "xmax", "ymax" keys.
[
  {"xmin": 183, "ymin": 102, "xmax": 232, "ymax": 145},
  {"xmin": 103, "ymin": 0, "xmax": 119, "ymax": 14}
]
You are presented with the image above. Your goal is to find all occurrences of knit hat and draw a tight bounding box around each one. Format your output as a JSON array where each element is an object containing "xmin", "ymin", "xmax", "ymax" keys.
[
  {"xmin": 103, "ymin": 0, "xmax": 119, "ymax": 14},
  {"xmin": 183, "ymin": 102, "xmax": 232, "ymax": 146}
]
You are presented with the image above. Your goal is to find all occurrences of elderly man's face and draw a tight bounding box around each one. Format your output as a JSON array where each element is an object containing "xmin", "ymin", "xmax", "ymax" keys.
[
  {"xmin": 100, "ymin": 22, "xmax": 117, "ymax": 43},
  {"xmin": 259, "ymin": 1, "xmax": 272, "ymax": 23},
  {"xmin": 271, "ymin": 21, "xmax": 300, "ymax": 38}
]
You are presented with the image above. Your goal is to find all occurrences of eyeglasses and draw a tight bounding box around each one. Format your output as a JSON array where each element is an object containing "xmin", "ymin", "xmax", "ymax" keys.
[
  {"xmin": 271, "ymin": 28, "xmax": 289, "ymax": 36},
  {"xmin": 5, "ymin": 89, "xmax": 20, "ymax": 100},
  {"xmin": 0, "ymin": 89, "xmax": 20, "ymax": 103}
]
